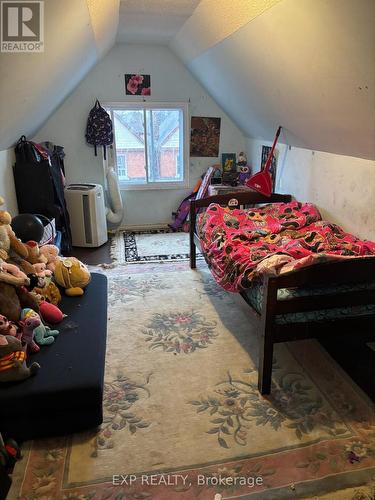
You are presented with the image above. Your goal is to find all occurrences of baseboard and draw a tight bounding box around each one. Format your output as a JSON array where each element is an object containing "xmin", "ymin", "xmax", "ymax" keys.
[{"xmin": 114, "ymin": 223, "xmax": 170, "ymax": 232}]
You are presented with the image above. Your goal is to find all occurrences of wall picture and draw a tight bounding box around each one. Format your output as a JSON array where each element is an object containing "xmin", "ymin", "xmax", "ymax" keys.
[
  {"xmin": 125, "ymin": 74, "xmax": 151, "ymax": 96},
  {"xmin": 261, "ymin": 145, "xmax": 278, "ymax": 191},
  {"xmin": 221, "ymin": 152, "xmax": 237, "ymax": 184},
  {"xmin": 190, "ymin": 116, "xmax": 221, "ymax": 157}
]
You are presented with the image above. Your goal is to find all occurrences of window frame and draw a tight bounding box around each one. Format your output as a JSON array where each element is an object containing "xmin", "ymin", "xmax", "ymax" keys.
[{"xmin": 104, "ymin": 101, "xmax": 189, "ymax": 190}]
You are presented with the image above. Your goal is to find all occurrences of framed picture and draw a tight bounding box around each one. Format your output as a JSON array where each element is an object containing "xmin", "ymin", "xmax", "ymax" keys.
[
  {"xmin": 261, "ymin": 146, "xmax": 278, "ymax": 191},
  {"xmin": 125, "ymin": 74, "xmax": 151, "ymax": 96},
  {"xmin": 221, "ymin": 153, "xmax": 237, "ymax": 184},
  {"xmin": 190, "ymin": 117, "xmax": 221, "ymax": 157}
]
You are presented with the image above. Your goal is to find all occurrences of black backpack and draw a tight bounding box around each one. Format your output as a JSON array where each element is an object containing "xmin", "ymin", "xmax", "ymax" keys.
[{"xmin": 85, "ymin": 100, "xmax": 113, "ymax": 159}]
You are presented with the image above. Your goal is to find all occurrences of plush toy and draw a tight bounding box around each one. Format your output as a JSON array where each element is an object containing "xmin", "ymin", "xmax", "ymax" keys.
[
  {"xmin": 39, "ymin": 301, "xmax": 65, "ymax": 324},
  {"xmin": 39, "ymin": 244, "xmax": 59, "ymax": 272},
  {"xmin": 237, "ymin": 152, "xmax": 252, "ymax": 185},
  {"xmin": 20, "ymin": 315, "xmax": 41, "ymax": 353},
  {"xmin": 0, "ymin": 314, "xmax": 18, "ymax": 337},
  {"xmin": 20, "ymin": 308, "xmax": 59, "ymax": 345},
  {"xmin": 33, "ymin": 262, "xmax": 53, "ymax": 278},
  {"xmin": 0, "ymin": 197, "xmax": 35, "ymax": 284},
  {"xmin": 0, "ymin": 197, "xmax": 29, "ymax": 262},
  {"xmin": 0, "ymin": 335, "xmax": 40, "ymax": 382},
  {"xmin": 0, "ymin": 282, "xmax": 39, "ymax": 322},
  {"xmin": 25, "ymin": 241, "xmax": 47, "ymax": 265},
  {"xmin": 54, "ymin": 257, "xmax": 91, "ymax": 296},
  {"xmin": 32, "ymin": 277, "xmax": 61, "ymax": 305},
  {"xmin": 26, "ymin": 273, "xmax": 45, "ymax": 292},
  {"xmin": 0, "ymin": 260, "xmax": 30, "ymax": 287},
  {"xmin": 238, "ymin": 164, "xmax": 252, "ymax": 185}
]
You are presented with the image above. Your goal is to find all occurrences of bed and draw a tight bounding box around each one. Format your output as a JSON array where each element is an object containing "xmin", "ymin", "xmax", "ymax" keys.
[{"xmin": 189, "ymin": 192, "xmax": 375, "ymax": 395}]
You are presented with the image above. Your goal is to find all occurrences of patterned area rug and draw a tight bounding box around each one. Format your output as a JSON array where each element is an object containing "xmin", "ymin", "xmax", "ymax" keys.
[
  {"xmin": 110, "ymin": 229, "xmax": 203, "ymax": 263},
  {"xmin": 9, "ymin": 262, "xmax": 375, "ymax": 499}
]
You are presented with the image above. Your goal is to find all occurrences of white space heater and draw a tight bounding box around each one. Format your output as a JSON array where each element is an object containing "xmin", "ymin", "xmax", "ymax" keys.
[{"xmin": 64, "ymin": 183, "xmax": 108, "ymax": 247}]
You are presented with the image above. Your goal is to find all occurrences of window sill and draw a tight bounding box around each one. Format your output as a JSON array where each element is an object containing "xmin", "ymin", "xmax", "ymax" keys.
[{"xmin": 119, "ymin": 182, "xmax": 189, "ymax": 191}]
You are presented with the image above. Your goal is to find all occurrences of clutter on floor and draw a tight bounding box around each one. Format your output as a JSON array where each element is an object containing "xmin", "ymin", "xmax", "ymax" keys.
[{"xmin": 0, "ymin": 195, "xmax": 107, "ymax": 443}]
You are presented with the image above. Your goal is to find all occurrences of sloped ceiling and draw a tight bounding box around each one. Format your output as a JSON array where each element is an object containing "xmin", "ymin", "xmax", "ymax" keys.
[
  {"xmin": 2, "ymin": 0, "xmax": 374, "ymax": 161},
  {"xmin": 117, "ymin": 0, "xmax": 200, "ymax": 44},
  {"xmin": 0, "ymin": 0, "xmax": 119, "ymax": 151},
  {"xmin": 171, "ymin": 0, "xmax": 375, "ymax": 160}
]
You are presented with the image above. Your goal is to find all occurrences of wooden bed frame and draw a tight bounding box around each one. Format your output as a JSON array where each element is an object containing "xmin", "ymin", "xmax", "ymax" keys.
[{"xmin": 189, "ymin": 191, "xmax": 375, "ymax": 395}]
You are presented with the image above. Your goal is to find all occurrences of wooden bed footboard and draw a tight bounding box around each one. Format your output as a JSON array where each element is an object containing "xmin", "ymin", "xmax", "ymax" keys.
[{"xmin": 189, "ymin": 192, "xmax": 375, "ymax": 395}]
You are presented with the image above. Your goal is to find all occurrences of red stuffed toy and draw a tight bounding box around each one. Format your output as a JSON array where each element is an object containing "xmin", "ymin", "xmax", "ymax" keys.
[{"xmin": 38, "ymin": 301, "xmax": 65, "ymax": 324}]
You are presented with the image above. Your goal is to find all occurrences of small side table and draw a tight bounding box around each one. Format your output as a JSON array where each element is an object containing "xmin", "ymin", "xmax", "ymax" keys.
[{"xmin": 207, "ymin": 184, "xmax": 253, "ymax": 196}]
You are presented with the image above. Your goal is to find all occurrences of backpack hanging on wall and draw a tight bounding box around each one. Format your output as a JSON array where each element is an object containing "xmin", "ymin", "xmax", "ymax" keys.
[{"xmin": 85, "ymin": 99, "xmax": 113, "ymax": 159}]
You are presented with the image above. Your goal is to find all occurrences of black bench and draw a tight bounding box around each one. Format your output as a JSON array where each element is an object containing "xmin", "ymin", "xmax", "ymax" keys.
[{"xmin": 0, "ymin": 273, "xmax": 108, "ymax": 441}]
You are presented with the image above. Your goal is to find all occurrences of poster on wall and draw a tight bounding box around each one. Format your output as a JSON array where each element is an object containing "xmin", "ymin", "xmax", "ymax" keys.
[
  {"xmin": 190, "ymin": 116, "xmax": 221, "ymax": 157},
  {"xmin": 261, "ymin": 145, "xmax": 278, "ymax": 191},
  {"xmin": 125, "ymin": 74, "xmax": 151, "ymax": 95},
  {"xmin": 221, "ymin": 153, "xmax": 237, "ymax": 184}
]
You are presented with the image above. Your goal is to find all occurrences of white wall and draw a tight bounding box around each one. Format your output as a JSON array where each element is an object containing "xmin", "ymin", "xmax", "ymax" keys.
[
  {"xmin": 247, "ymin": 138, "xmax": 375, "ymax": 241},
  {"xmin": 33, "ymin": 43, "xmax": 246, "ymax": 228},
  {"xmin": 0, "ymin": 149, "xmax": 18, "ymax": 216}
]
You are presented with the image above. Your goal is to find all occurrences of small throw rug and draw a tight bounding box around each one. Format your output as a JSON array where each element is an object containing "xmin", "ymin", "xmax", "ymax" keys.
[
  {"xmin": 110, "ymin": 229, "xmax": 203, "ymax": 263},
  {"xmin": 9, "ymin": 262, "xmax": 375, "ymax": 500}
]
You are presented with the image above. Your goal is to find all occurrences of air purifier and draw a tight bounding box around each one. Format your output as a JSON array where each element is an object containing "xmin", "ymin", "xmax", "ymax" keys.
[{"xmin": 64, "ymin": 183, "xmax": 108, "ymax": 247}]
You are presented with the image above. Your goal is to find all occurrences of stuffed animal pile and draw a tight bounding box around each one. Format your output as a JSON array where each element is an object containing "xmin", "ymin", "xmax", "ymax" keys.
[{"xmin": 0, "ymin": 196, "xmax": 91, "ymax": 383}]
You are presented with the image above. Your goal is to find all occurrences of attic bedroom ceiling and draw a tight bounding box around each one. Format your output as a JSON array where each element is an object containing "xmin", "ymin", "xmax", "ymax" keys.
[
  {"xmin": 117, "ymin": 0, "xmax": 200, "ymax": 44},
  {"xmin": 171, "ymin": 0, "xmax": 375, "ymax": 160},
  {"xmin": 0, "ymin": 0, "xmax": 119, "ymax": 151},
  {"xmin": 1, "ymin": 0, "xmax": 374, "ymax": 161}
]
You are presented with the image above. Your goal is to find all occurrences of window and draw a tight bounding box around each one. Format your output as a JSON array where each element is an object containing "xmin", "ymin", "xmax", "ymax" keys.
[{"xmin": 105, "ymin": 102, "xmax": 188, "ymax": 189}]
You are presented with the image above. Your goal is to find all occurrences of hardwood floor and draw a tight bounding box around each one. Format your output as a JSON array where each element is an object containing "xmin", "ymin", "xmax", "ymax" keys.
[{"xmin": 71, "ymin": 240, "xmax": 112, "ymax": 265}]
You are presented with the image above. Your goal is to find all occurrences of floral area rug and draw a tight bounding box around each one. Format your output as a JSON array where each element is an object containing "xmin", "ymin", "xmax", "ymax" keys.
[
  {"xmin": 110, "ymin": 229, "xmax": 203, "ymax": 263},
  {"xmin": 9, "ymin": 262, "xmax": 375, "ymax": 499}
]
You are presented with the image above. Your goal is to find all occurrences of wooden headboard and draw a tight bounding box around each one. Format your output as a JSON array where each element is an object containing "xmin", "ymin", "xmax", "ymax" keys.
[{"xmin": 190, "ymin": 191, "xmax": 292, "ymax": 236}]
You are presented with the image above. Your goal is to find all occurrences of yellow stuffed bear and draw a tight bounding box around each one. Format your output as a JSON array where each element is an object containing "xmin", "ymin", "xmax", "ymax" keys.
[
  {"xmin": 0, "ymin": 196, "xmax": 29, "ymax": 262},
  {"xmin": 54, "ymin": 257, "xmax": 91, "ymax": 296}
]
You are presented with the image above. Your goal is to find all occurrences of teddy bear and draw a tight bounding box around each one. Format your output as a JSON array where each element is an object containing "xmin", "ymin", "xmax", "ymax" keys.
[
  {"xmin": 20, "ymin": 308, "xmax": 59, "ymax": 346},
  {"xmin": 54, "ymin": 257, "xmax": 91, "ymax": 296},
  {"xmin": 0, "ymin": 281, "xmax": 40, "ymax": 322},
  {"xmin": 39, "ymin": 244, "xmax": 59, "ymax": 272},
  {"xmin": 0, "ymin": 335, "xmax": 40, "ymax": 382},
  {"xmin": 32, "ymin": 277, "xmax": 61, "ymax": 305},
  {"xmin": 32, "ymin": 262, "xmax": 53, "ymax": 278},
  {"xmin": 24, "ymin": 240, "xmax": 48, "ymax": 265},
  {"xmin": 0, "ymin": 197, "xmax": 30, "ymax": 261},
  {"xmin": 0, "ymin": 260, "xmax": 30, "ymax": 287},
  {"xmin": 0, "ymin": 197, "xmax": 36, "ymax": 278}
]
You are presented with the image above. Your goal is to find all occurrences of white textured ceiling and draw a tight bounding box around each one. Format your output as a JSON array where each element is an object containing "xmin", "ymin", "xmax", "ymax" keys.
[{"xmin": 117, "ymin": 0, "xmax": 200, "ymax": 44}]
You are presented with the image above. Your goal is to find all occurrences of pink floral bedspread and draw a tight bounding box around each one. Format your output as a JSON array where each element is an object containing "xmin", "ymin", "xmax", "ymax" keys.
[{"xmin": 197, "ymin": 201, "xmax": 375, "ymax": 292}]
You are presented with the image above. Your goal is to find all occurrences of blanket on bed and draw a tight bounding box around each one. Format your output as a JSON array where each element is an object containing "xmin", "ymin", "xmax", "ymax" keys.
[{"xmin": 197, "ymin": 201, "xmax": 375, "ymax": 292}]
